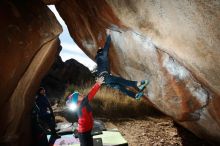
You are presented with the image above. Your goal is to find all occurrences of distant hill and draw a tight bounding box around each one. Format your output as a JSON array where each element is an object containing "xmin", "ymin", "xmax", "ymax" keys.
[{"xmin": 41, "ymin": 55, "xmax": 94, "ymax": 99}]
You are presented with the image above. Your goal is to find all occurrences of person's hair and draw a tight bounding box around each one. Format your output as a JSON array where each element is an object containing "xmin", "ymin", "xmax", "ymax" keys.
[{"xmin": 37, "ymin": 87, "xmax": 45, "ymax": 96}]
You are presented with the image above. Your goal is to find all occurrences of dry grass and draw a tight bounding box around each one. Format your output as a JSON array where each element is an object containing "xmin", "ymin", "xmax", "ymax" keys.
[{"xmin": 61, "ymin": 83, "xmax": 160, "ymax": 119}]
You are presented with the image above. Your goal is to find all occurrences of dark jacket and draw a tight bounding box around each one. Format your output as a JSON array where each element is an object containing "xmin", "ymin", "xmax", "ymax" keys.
[
  {"xmin": 95, "ymin": 35, "xmax": 111, "ymax": 75},
  {"xmin": 35, "ymin": 95, "xmax": 53, "ymax": 117}
]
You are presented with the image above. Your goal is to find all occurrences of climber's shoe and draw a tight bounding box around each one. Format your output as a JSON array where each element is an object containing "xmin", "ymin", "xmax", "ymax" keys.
[
  {"xmin": 138, "ymin": 80, "xmax": 150, "ymax": 92},
  {"xmin": 135, "ymin": 92, "xmax": 144, "ymax": 100}
]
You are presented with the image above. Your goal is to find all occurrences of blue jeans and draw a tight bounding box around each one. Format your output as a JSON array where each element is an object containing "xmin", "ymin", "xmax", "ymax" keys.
[{"xmin": 103, "ymin": 73, "xmax": 138, "ymax": 98}]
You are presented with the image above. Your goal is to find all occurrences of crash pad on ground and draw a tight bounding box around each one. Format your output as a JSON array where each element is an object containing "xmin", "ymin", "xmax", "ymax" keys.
[
  {"xmin": 94, "ymin": 131, "xmax": 128, "ymax": 146},
  {"xmin": 47, "ymin": 131, "xmax": 128, "ymax": 146}
]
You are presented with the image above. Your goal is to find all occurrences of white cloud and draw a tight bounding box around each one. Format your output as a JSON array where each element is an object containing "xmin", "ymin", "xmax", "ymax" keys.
[
  {"xmin": 48, "ymin": 5, "xmax": 96, "ymax": 70},
  {"xmin": 60, "ymin": 51, "xmax": 96, "ymax": 70},
  {"xmin": 60, "ymin": 42, "xmax": 97, "ymax": 70}
]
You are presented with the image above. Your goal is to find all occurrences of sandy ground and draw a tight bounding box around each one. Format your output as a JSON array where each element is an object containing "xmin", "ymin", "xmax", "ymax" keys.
[{"xmin": 102, "ymin": 116, "xmax": 212, "ymax": 146}]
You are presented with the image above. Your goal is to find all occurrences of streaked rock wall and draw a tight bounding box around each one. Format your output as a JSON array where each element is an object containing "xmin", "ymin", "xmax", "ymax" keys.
[
  {"xmin": 54, "ymin": 0, "xmax": 220, "ymax": 143},
  {"xmin": 0, "ymin": 0, "xmax": 62, "ymax": 145}
]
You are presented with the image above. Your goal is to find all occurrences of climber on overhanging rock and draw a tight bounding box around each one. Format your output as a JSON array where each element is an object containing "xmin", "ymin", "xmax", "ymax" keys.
[{"xmin": 95, "ymin": 29, "xmax": 149, "ymax": 100}]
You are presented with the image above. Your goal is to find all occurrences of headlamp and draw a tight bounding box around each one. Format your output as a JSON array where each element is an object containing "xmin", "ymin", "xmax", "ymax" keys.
[{"xmin": 68, "ymin": 103, "xmax": 77, "ymax": 111}]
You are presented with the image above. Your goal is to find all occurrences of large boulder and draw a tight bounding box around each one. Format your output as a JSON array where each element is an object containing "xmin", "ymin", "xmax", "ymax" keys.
[
  {"xmin": 53, "ymin": 0, "xmax": 220, "ymax": 143},
  {"xmin": 0, "ymin": 0, "xmax": 62, "ymax": 145}
]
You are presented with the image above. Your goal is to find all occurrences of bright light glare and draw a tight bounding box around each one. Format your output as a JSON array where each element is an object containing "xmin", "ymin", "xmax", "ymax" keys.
[{"xmin": 68, "ymin": 103, "xmax": 77, "ymax": 111}]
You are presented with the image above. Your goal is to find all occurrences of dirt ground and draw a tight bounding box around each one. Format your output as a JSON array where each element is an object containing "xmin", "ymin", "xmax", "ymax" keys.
[
  {"xmin": 55, "ymin": 107, "xmax": 213, "ymax": 146},
  {"xmin": 101, "ymin": 116, "xmax": 212, "ymax": 146}
]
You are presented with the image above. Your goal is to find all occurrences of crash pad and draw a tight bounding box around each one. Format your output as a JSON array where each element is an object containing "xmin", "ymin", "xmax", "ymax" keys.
[
  {"xmin": 47, "ymin": 131, "xmax": 128, "ymax": 146},
  {"xmin": 94, "ymin": 131, "xmax": 128, "ymax": 146},
  {"xmin": 47, "ymin": 135, "xmax": 102, "ymax": 146}
]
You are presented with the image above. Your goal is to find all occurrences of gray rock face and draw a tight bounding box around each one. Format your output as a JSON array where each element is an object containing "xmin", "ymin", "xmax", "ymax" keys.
[{"xmin": 54, "ymin": 0, "xmax": 220, "ymax": 143}]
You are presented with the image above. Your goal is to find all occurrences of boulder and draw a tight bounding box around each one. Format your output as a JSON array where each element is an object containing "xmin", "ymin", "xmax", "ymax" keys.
[
  {"xmin": 0, "ymin": 0, "xmax": 62, "ymax": 145},
  {"xmin": 0, "ymin": 0, "xmax": 220, "ymax": 145},
  {"xmin": 54, "ymin": 0, "xmax": 220, "ymax": 143}
]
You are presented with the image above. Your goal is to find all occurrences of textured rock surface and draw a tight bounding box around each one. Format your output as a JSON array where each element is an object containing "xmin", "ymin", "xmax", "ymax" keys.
[
  {"xmin": 41, "ymin": 55, "xmax": 93, "ymax": 99},
  {"xmin": 54, "ymin": 0, "xmax": 220, "ymax": 143},
  {"xmin": 0, "ymin": 0, "xmax": 62, "ymax": 145}
]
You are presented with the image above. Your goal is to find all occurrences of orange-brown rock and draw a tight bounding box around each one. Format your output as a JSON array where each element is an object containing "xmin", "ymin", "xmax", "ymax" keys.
[
  {"xmin": 0, "ymin": 0, "xmax": 62, "ymax": 145},
  {"xmin": 54, "ymin": 0, "xmax": 220, "ymax": 143}
]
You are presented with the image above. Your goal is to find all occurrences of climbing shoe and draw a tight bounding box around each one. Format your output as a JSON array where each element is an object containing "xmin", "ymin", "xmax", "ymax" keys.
[
  {"xmin": 135, "ymin": 92, "xmax": 144, "ymax": 100},
  {"xmin": 138, "ymin": 80, "xmax": 150, "ymax": 92}
]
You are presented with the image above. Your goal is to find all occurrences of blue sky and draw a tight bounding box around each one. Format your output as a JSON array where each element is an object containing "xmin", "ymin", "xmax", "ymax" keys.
[{"xmin": 48, "ymin": 5, "xmax": 96, "ymax": 70}]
